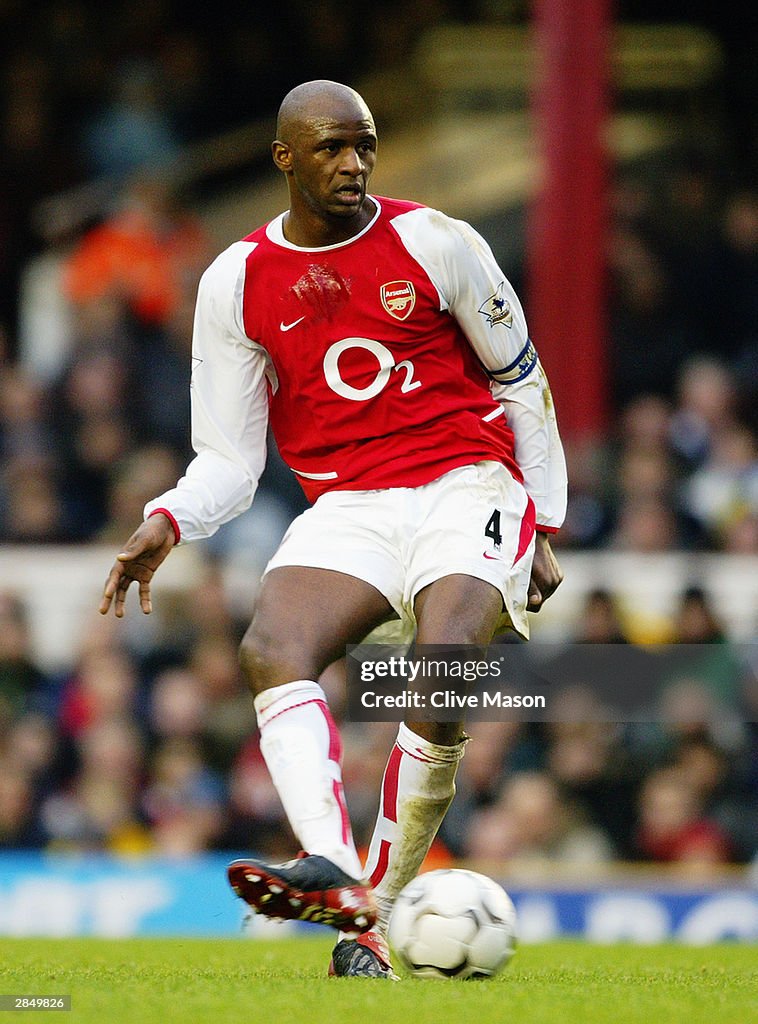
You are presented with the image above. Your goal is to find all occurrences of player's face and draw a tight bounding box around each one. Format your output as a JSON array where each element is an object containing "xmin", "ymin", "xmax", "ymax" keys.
[{"xmin": 278, "ymin": 114, "xmax": 378, "ymax": 222}]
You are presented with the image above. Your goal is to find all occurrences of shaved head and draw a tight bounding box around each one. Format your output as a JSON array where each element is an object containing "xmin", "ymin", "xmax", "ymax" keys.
[
  {"xmin": 271, "ymin": 80, "xmax": 378, "ymax": 246},
  {"xmin": 276, "ymin": 80, "xmax": 373, "ymax": 144}
]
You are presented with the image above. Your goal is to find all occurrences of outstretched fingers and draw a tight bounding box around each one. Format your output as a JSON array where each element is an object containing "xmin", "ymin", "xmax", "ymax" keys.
[
  {"xmin": 100, "ymin": 564, "xmax": 129, "ymax": 616},
  {"xmin": 138, "ymin": 578, "xmax": 153, "ymax": 615},
  {"xmin": 99, "ymin": 557, "xmax": 152, "ymax": 617}
]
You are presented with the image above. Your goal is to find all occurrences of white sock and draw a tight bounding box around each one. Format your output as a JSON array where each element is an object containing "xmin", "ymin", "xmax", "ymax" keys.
[
  {"xmin": 255, "ymin": 680, "xmax": 362, "ymax": 879},
  {"xmin": 362, "ymin": 722, "xmax": 466, "ymax": 935}
]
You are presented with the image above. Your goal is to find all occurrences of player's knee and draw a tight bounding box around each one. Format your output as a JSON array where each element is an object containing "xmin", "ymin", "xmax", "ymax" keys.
[
  {"xmin": 239, "ymin": 627, "xmax": 277, "ymax": 694},
  {"xmin": 239, "ymin": 625, "xmax": 316, "ymax": 695}
]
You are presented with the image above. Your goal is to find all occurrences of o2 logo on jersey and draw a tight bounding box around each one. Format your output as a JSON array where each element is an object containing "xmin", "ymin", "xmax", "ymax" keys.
[
  {"xmin": 380, "ymin": 281, "xmax": 416, "ymax": 321},
  {"xmin": 323, "ymin": 338, "xmax": 421, "ymax": 402}
]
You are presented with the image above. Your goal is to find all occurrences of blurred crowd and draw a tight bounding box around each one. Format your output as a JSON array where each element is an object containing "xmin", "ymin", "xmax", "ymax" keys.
[
  {"xmin": 1, "ymin": 580, "xmax": 755, "ymax": 873},
  {"xmin": 0, "ymin": 0, "xmax": 466, "ymax": 337}
]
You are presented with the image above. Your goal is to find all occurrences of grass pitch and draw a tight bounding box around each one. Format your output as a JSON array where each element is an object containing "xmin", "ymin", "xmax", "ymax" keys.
[{"xmin": 0, "ymin": 938, "xmax": 754, "ymax": 1024}]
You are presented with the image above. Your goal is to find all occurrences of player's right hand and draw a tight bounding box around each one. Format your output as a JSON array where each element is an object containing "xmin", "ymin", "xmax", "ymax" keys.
[{"xmin": 99, "ymin": 514, "xmax": 177, "ymax": 618}]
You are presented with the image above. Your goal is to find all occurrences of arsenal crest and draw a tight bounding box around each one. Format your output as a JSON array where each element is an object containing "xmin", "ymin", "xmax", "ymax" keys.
[{"xmin": 380, "ymin": 280, "xmax": 416, "ymax": 321}]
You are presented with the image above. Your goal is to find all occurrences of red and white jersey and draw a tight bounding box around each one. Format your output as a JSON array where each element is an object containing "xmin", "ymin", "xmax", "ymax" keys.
[{"xmin": 146, "ymin": 197, "xmax": 567, "ymax": 541}]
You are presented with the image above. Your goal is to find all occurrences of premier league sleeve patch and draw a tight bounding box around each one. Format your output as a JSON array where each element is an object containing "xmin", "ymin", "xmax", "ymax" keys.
[
  {"xmin": 487, "ymin": 338, "xmax": 538, "ymax": 384},
  {"xmin": 478, "ymin": 282, "xmax": 514, "ymax": 328}
]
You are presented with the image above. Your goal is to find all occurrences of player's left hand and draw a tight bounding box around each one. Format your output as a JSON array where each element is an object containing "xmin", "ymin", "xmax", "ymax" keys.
[
  {"xmin": 99, "ymin": 514, "xmax": 176, "ymax": 618},
  {"xmin": 527, "ymin": 533, "xmax": 563, "ymax": 612}
]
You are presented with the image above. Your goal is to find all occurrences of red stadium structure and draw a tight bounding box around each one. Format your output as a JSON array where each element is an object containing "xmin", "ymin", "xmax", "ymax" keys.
[{"xmin": 527, "ymin": 0, "xmax": 612, "ymax": 441}]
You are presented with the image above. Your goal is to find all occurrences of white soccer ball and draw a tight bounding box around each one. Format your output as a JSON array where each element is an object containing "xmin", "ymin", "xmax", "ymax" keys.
[{"xmin": 388, "ymin": 869, "xmax": 517, "ymax": 979}]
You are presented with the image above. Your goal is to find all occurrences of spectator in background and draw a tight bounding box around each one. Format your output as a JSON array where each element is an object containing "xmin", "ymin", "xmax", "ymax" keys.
[
  {"xmin": 52, "ymin": 347, "xmax": 135, "ymax": 538},
  {"xmin": 684, "ymin": 423, "xmax": 758, "ymax": 551},
  {"xmin": 608, "ymin": 387, "xmax": 705, "ymax": 551},
  {"xmin": 716, "ymin": 192, "xmax": 758, "ymax": 384},
  {"xmin": 545, "ymin": 719, "xmax": 640, "ymax": 860},
  {"xmin": 98, "ymin": 444, "xmax": 183, "ymax": 544},
  {"xmin": 224, "ymin": 731, "xmax": 294, "ymax": 860},
  {"xmin": 188, "ymin": 635, "xmax": 256, "ymax": 775},
  {"xmin": 607, "ymin": 221, "xmax": 690, "ymax": 404},
  {"xmin": 669, "ymin": 357, "xmax": 739, "ymax": 468},
  {"xmin": 671, "ymin": 735, "xmax": 757, "ymax": 863},
  {"xmin": 619, "ymin": 393, "xmax": 673, "ymax": 457},
  {"xmin": 0, "ymin": 363, "xmax": 69, "ymax": 542},
  {"xmin": 138, "ymin": 286, "xmax": 195, "ymax": 455},
  {"xmin": 0, "ymin": 593, "xmax": 48, "ymax": 723},
  {"xmin": 143, "ymin": 736, "xmax": 226, "ymax": 855},
  {"xmin": 634, "ymin": 766, "xmax": 731, "ymax": 870},
  {"xmin": 669, "ymin": 585, "xmax": 746, "ymax": 706},
  {"xmin": 575, "ymin": 588, "xmax": 630, "ymax": 644},
  {"xmin": 609, "ymin": 494, "xmax": 682, "ymax": 552},
  {"xmin": 0, "ymin": 47, "xmax": 83, "ymax": 336},
  {"xmin": 439, "ymin": 721, "xmax": 524, "ymax": 858},
  {"xmin": 673, "ymin": 585, "xmax": 726, "ymax": 644},
  {"xmin": 551, "ymin": 438, "xmax": 611, "ymax": 548},
  {"xmin": 4, "ymin": 712, "xmax": 61, "ymax": 792},
  {"xmin": 61, "ymin": 175, "xmax": 211, "ymax": 334},
  {"xmin": 0, "ymin": 768, "xmax": 47, "ymax": 848},
  {"xmin": 148, "ymin": 667, "xmax": 208, "ymax": 744},
  {"xmin": 40, "ymin": 717, "xmax": 148, "ymax": 853},
  {"xmin": 81, "ymin": 63, "xmax": 182, "ymax": 179},
  {"xmin": 465, "ymin": 772, "xmax": 615, "ymax": 869},
  {"xmin": 57, "ymin": 642, "xmax": 140, "ymax": 740},
  {"xmin": 0, "ymin": 362, "xmax": 50, "ymax": 463},
  {"xmin": 1, "ymin": 453, "xmax": 66, "ymax": 543}
]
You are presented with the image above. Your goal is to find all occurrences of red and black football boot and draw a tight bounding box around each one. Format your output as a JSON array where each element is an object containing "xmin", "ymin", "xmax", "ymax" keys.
[
  {"xmin": 328, "ymin": 930, "xmax": 399, "ymax": 979},
  {"xmin": 227, "ymin": 853, "xmax": 376, "ymax": 934}
]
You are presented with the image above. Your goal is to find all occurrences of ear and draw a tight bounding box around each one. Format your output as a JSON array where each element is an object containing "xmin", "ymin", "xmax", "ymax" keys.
[{"xmin": 272, "ymin": 140, "xmax": 292, "ymax": 173}]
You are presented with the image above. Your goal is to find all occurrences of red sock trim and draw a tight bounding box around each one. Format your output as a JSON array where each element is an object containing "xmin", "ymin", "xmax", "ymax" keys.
[
  {"xmin": 316, "ymin": 699, "xmax": 342, "ymax": 764},
  {"xmin": 259, "ymin": 697, "xmax": 322, "ymax": 728},
  {"xmin": 332, "ymin": 778, "xmax": 351, "ymax": 846},
  {"xmin": 260, "ymin": 697, "xmax": 342, "ymax": 761},
  {"xmin": 369, "ymin": 838, "xmax": 391, "ymax": 888},
  {"xmin": 381, "ymin": 744, "xmax": 403, "ymax": 824}
]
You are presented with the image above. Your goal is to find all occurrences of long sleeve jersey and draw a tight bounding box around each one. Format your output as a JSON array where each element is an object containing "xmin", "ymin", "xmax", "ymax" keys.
[{"xmin": 146, "ymin": 197, "xmax": 567, "ymax": 541}]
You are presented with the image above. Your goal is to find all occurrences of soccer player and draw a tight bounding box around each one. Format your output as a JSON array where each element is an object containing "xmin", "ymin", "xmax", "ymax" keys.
[{"xmin": 100, "ymin": 80, "xmax": 567, "ymax": 978}]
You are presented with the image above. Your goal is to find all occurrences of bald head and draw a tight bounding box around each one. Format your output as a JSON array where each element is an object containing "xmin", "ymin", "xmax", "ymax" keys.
[
  {"xmin": 276, "ymin": 80, "xmax": 373, "ymax": 144},
  {"xmin": 271, "ymin": 80, "xmax": 378, "ymax": 245}
]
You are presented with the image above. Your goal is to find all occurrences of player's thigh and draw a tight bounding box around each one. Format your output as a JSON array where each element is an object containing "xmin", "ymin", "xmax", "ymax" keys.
[
  {"xmin": 414, "ymin": 573, "xmax": 503, "ymax": 645},
  {"xmin": 241, "ymin": 565, "xmax": 394, "ymax": 689},
  {"xmin": 408, "ymin": 461, "xmax": 535, "ymax": 641}
]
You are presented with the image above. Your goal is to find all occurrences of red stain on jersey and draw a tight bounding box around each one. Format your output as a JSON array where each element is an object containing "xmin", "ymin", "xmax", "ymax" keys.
[{"xmin": 291, "ymin": 264, "xmax": 351, "ymax": 322}]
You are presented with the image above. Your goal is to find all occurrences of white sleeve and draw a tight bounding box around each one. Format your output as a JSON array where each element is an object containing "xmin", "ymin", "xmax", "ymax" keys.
[
  {"xmin": 144, "ymin": 241, "xmax": 270, "ymax": 542},
  {"xmin": 393, "ymin": 208, "xmax": 567, "ymax": 531}
]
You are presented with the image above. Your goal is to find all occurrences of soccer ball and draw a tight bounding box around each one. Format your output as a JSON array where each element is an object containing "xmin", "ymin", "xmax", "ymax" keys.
[{"xmin": 388, "ymin": 869, "xmax": 517, "ymax": 979}]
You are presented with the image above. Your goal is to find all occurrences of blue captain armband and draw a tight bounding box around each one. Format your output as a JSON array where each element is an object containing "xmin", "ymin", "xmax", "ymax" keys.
[{"xmin": 486, "ymin": 338, "xmax": 538, "ymax": 384}]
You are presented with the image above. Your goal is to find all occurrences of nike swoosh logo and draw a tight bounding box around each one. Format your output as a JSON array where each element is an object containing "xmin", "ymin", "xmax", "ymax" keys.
[
  {"xmin": 280, "ymin": 316, "xmax": 305, "ymax": 332},
  {"xmin": 482, "ymin": 551, "xmax": 502, "ymax": 561}
]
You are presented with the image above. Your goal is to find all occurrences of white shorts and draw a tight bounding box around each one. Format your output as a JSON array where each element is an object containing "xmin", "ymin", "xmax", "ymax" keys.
[{"xmin": 264, "ymin": 461, "xmax": 536, "ymax": 644}]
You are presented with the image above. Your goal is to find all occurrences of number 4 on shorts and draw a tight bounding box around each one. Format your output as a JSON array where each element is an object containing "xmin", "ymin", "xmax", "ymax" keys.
[{"xmin": 485, "ymin": 509, "xmax": 503, "ymax": 548}]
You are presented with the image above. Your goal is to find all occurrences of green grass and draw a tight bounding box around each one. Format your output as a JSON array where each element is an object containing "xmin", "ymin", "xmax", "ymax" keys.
[{"xmin": 0, "ymin": 938, "xmax": 754, "ymax": 1024}]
